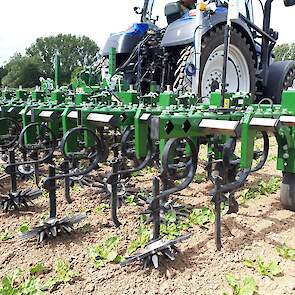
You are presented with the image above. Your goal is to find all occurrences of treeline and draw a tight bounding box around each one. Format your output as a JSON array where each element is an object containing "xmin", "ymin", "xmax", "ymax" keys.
[
  {"xmin": 0, "ymin": 34, "xmax": 100, "ymax": 88},
  {"xmin": 273, "ymin": 43, "xmax": 295, "ymax": 62}
]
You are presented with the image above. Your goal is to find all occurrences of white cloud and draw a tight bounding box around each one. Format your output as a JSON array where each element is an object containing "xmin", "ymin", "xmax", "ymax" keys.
[{"xmin": 0, "ymin": 0, "xmax": 294, "ymax": 66}]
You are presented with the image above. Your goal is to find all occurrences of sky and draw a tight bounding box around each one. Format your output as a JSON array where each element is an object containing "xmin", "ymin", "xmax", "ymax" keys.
[{"xmin": 0, "ymin": 0, "xmax": 294, "ymax": 66}]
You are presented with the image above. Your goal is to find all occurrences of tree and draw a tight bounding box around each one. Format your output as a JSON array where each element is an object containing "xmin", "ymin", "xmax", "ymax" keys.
[
  {"xmin": 1, "ymin": 54, "xmax": 43, "ymax": 88},
  {"xmin": 273, "ymin": 43, "xmax": 295, "ymax": 61},
  {"xmin": 26, "ymin": 34, "xmax": 100, "ymax": 84},
  {"xmin": 0, "ymin": 66, "xmax": 8, "ymax": 87}
]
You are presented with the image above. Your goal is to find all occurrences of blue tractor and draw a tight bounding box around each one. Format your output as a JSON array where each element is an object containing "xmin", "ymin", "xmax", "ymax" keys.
[{"xmin": 102, "ymin": 0, "xmax": 295, "ymax": 103}]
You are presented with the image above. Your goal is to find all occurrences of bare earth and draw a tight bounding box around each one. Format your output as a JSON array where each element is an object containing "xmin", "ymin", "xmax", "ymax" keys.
[{"xmin": 0, "ymin": 139, "xmax": 295, "ymax": 295}]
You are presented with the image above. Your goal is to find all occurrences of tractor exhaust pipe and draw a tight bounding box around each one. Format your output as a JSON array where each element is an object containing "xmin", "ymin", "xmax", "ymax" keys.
[
  {"xmin": 193, "ymin": 0, "xmax": 204, "ymax": 95},
  {"xmin": 221, "ymin": 0, "xmax": 239, "ymax": 107}
]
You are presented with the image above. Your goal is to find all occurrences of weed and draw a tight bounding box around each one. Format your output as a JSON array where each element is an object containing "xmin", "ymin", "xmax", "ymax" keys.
[
  {"xmin": 42, "ymin": 191, "xmax": 49, "ymax": 199},
  {"xmin": 244, "ymin": 256, "xmax": 282, "ymax": 278},
  {"xmin": 81, "ymin": 223, "xmax": 92, "ymax": 234},
  {"xmin": 19, "ymin": 222, "xmax": 30, "ymax": 234},
  {"xmin": 30, "ymin": 262, "xmax": 47, "ymax": 276},
  {"xmin": 40, "ymin": 212, "xmax": 49, "ymax": 221},
  {"xmin": 224, "ymin": 273, "xmax": 257, "ymax": 295},
  {"xmin": 240, "ymin": 177, "xmax": 281, "ymax": 201},
  {"xmin": 267, "ymin": 154, "xmax": 277, "ymax": 163},
  {"xmin": 132, "ymin": 166, "xmax": 156, "ymax": 177},
  {"xmin": 72, "ymin": 183, "xmax": 82, "ymax": 193},
  {"xmin": 125, "ymin": 195, "xmax": 137, "ymax": 206},
  {"xmin": 0, "ymin": 164, "xmax": 5, "ymax": 174},
  {"xmin": 0, "ymin": 231, "xmax": 13, "ymax": 241},
  {"xmin": 193, "ymin": 172, "xmax": 207, "ymax": 184},
  {"xmin": 276, "ymin": 244, "xmax": 295, "ymax": 261},
  {"xmin": 88, "ymin": 236, "xmax": 124, "ymax": 268},
  {"xmin": 258, "ymin": 177, "xmax": 281, "ymax": 195},
  {"xmin": 46, "ymin": 259, "xmax": 79, "ymax": 290},
  {"xmin": 96, "ymin": 203, "xmax": 109, "ymax": 213}
]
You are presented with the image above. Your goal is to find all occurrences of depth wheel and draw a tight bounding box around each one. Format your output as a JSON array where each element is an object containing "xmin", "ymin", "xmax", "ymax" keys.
[{"xmin": 280, "ymin": 172, "xmax": 295, "ymax": 212}]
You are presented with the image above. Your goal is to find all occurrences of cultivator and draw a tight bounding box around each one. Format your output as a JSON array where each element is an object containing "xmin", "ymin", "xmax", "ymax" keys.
[
  {"xmin": 2, "ymin": 78, "xmax": 295, "ymax": 266},
  {"xmin": 1, "ymin": 0, "xmax": 295, "ymax": 270}
]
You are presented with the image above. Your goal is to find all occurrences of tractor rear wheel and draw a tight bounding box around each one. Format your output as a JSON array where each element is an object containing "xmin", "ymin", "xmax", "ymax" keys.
[
  {"xmin": 173, "ymin": 26, "xmax": 256, "ymax": 100},
  {"xmin": 264, "ymin": 61, "xmax": 295, "ymax": 104},
  {"xmin": 280, "ymin": 172, "xmax": 295, "ymax": 211}
]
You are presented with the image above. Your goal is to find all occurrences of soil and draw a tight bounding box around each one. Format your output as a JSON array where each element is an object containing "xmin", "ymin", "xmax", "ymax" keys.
[{"xmin": 0, "ymin": 138, "xmax": 295, "ymax": 295}]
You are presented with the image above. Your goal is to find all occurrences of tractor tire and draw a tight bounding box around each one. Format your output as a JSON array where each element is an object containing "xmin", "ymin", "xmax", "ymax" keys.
[
  {"xmin": 173, "ymin": 26, "xmax": 256, "ymax": 100},
  {"xmin": 280, "ymin": 172, "xmax": 295, "ymax": 211},
  {"xmin": 264, "ymin": 61, "xmax": 295, "ymax": 104}
]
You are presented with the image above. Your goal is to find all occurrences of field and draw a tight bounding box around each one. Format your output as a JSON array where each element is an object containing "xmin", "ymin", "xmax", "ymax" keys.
[{"xmin": 0, "ymin": 137, "xmax": 295, "ymax": 295}]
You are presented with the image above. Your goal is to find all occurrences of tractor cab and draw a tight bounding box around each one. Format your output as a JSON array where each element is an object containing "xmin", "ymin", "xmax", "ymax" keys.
[{"xmin": 164, "ymin": 0, "xmax": 255, "ymax": 24}]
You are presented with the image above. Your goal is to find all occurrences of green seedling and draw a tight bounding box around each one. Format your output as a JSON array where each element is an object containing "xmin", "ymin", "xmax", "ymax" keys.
[
  {"xmin": 160, "ymin": 210, "xmax": 181, "ymax": 240},
  {"xmin": 96, "ymin": 203, "xmax": 109, "ymax": 213},
  {"xmin": 164, "ymin": 210, "xmax": 177, "ymax": 223},
  {"xmin": 0, "ymin": 164, "xmax": 5, "ymax": 174},
  {"xmin": 125, "ymin": 195, "xmax": 137, "ymax": 206},
  {"xmin": 267, "ymin": 154, "xmax": 277, "ymax": 163},
  {"xmin": 42, "ymin": 191, "xmax": 49, "ymax": 199},
  {"xmin": 19, "ymin": 222, "xmax": 30, "ymax": 234},
  {"xmin": 193, "ymin": 172, "xmax": 207, "ymax": 184},
  {"xmin": 224, "ymin": 273, "xmax": 258, "ymax": 295},
  {"xmin": 142, "ymin": 166, "xmax": 157, "ymax": 174},
  {"xmin": 71, "ymin": 183, "xmax": 82, "ymax": 193},
  {"xmin": 188, "ymin": 207, "xmax": 215, "ymax": 226},
  {"xmin": 127, "ymin": 225, "xmax": 151, "ymax": 255},
  {"xmin": 25, "ymin": 179, "xmax": 34, "ymax": 187},
  {"xmin": 0, "ymin": 268, "xmax": 44, "ymax": 295},
  {"xmin": 0, "ymin": 231, "xmax": 13, "ymax": 241},
  {"xmin": 244, "ymin": 256, "xmax": 282, "ymax": 278},
  {"xmin": 258, "ymin": 177, "xmax": 281, "ymax": 195},
  {"xmin": 276, "ymin": 244, "xmax": 295, "ymax": 261},
  {"xmin": 88, "ymin": 236, "xmax": 123, "ymax": 268},
  {"xmin": 241, "ymin": 177, "xmax": 281, "ymax": 201},
  {"xmin": 160, "ymin": 223, "xmax": 181, "ymax": 240},
  {"xmin": 30, "ymin": 262, "xmax": 47, "ymax": 276},
  {"xmin": 18, "ymin": 276, "xmax": 44, "ymax": 295},
  {"xmin": 40, "ymin": 212, "xmax": 49, "ymax": 221},
  {"xmin": 81, "ymin": 223, "xmax": 92, "ymax": 234},
  {"xmin": 131, "ymin": 166, "xmax": 156, "ymax": 177},
  {"xmin": 46, "ymin": 259, "xmax": 79, "ymax": 290}
]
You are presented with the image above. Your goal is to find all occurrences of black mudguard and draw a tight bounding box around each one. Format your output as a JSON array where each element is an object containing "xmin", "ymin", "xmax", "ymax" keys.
[{"xmin": 264, "ymin": 60, "xmax": 295, "ymax": 103}]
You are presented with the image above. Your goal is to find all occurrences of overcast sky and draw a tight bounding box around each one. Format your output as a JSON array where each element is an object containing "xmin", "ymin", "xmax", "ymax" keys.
[{"xmin": 0, "ymin": 0, "xmax": 294, "ymax": 66}]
